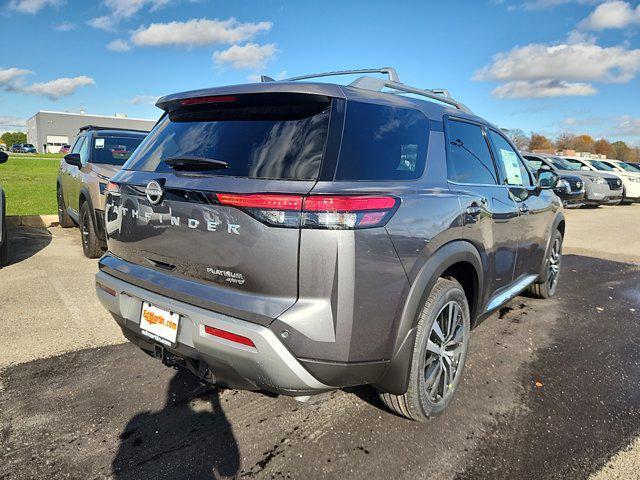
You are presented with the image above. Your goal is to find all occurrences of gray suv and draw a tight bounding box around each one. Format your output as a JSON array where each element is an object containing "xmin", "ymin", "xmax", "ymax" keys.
[
  {"xmin": 57, "ymin": 126, "xmax": 148, "ymax": 258},
  {"xmin": 95, "ymin": 68, "xmax": 564, "ymax": 421}
]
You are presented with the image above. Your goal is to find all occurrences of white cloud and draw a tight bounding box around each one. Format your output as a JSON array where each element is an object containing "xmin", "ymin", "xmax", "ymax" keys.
[
  {"xmin": 247, "ymin": 70, "xmax": 287, "ymax": 82},
  {"xmin": 130, "ymin": 94, "xmax": 159, "ymax": 105},
  {"xmin": 19, "ymin": 76, "xmax": 95, "ymax": 100},
  {"xmin": 522, "ymin": 0, "xmax": 596, "ymax": 10},
  {"xmin": 615, "ymin": 115, "xmax": 640, "ymax": 137},
  {"xmin": 578, "ymin": 1, "xmax": 640, "ymax": 30},
  {"xmin": 131, "ymin": 18, "xmax": 272, "ymax": 48},
  {"xmin": 87, "ymin": 15, "xmax": 115, "ymax": 31},
  {"xmin": 213, "ymin": 43, "xmax": 276, "ymax": 70},
  {"xmin": 88, "ymin": 0, "xmax": 172, "ymax": 31},
  {"xmin": 9, "ymin": 0, "xmax": 61, "ymax": 14},
  {"xmin": 0, "ymin": 116, "xmax": 26, "ymax": 128},
  {"xmin": 0, "ymin": 67, "xmax": 32, "ymax": 85},
  {"xmin": 492, "ymin": 79, "xmax": 597, "ymax": 98},
  {"xmin": 104, "ymin": 0, "xmax": 171, "ymax": 18},
  {"xmin": 475, "ymin": 42, "xmax": 640, "ymax": 83},
  {"xmin": 106, "ymin": 39, "xmax": 131, "ymax": 52},
  {"xmin": 54, "ymin": 21, "xmax": 76, "ymax": 31}
]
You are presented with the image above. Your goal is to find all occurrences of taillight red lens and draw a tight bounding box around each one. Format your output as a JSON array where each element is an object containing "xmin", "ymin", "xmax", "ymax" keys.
[
  {"xmin": 217, "ymin": 193, "xmax": 303, "ymax": 211},
  {"xmin": 107, "ymin": 182, "xmax": 120, "ymax": 194},
  {"xmin": 304, "ymin": 196, "xmax": 397, "ymax": 212},
  {"xmin": 180, "ymin": 95, "xmax": 237, "ymax": 106},
  {"xmin": 203, "ymin": 325, "xmax": 255, "ymax": 348},
  {"xmin": 215, "ymin": 193, "xmax": 398, "ymax": 229}
]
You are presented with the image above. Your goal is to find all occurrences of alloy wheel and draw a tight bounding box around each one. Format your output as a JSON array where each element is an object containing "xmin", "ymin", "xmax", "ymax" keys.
[
  {"xmin": 548, "ymin": 237, "xmax": 561, "ymax": 290},
  {"xmin": 424, "ymin": 301, "xmax": 466, "ymax": 404}
]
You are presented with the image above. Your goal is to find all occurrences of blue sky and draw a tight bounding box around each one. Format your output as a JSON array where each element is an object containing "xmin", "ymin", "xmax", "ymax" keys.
[{"xmin": 1, "ymin": 0, "xmax": 639, "ymax": 144}]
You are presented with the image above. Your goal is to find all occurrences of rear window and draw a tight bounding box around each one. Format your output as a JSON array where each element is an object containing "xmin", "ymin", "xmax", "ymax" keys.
[
  {"xmin": 92, "ymin": 135, "xmax": 145, "ymax": 165},
  {"xmin": 334, "ymin": 102, "xmax": 428, "ymax": 181},
  {"xmin": 124, "ymin": 95, "xmax": 331, "ymax": 180}
]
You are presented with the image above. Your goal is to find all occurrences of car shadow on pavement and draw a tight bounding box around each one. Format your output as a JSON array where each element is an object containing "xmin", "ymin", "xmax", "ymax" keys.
[
  {"xmin": 111, "ymin": 369, "xmax": 240, "ymax": 480},
  {"xmin": 4, "ymin": 226, "xmax": 52, "ymax": 266}
]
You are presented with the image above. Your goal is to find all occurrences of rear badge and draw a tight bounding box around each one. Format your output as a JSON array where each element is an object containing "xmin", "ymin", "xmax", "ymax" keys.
[
  {"xmin": 145, "ymin": 180, "xmax": 164, "ymax": 205},
  {"xmin": 206, "ymin": 267, "xmax": 245, "ymax": 285}
]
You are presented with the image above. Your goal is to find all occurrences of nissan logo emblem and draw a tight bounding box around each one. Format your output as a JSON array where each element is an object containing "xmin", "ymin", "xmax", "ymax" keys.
[{"xmin": 145, "ymin": 180, "xmax": 164, "ymax": 205}]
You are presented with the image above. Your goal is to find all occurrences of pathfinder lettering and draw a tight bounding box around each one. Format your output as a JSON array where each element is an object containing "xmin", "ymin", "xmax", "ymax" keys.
[{"xmin": 107, "ymin": 203, "xmax": 227, "ymax": 233}]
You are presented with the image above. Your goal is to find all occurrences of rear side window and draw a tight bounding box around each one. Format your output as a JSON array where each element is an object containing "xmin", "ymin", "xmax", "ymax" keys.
[
  {"xmin": 334, "ymin": 102, "xmax": 428, "ymax": 181},
  {"xmin": 125, "ymin": 94, "xmax": 331, "ymax": 180},
  {"xmin": 446, "ymin": 120, "xmax": 497, "ymax": 185}
]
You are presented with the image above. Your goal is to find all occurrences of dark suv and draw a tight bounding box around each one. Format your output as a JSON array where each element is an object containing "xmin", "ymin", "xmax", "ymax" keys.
[
  {"xmin": 57, "ymin": 126, "xmax": 148, "ymax": 258},
  {"xmin": 95, "ymin": 68, "xmax": 564, "ymax": 421}
]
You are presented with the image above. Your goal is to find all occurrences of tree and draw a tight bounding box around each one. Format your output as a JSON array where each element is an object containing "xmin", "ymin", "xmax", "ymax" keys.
[
  {"xmin": 572, "ymin": 134, "xmax": 595, "ymax": 153},
  {"xmin": 555, "ymin": 133, "xmax": 575, "ymax": 151},
  {"xmin": 529, "ymin": 133, "xmax": 553, "ymax": 152},
  {"xmin": 0, "ymin": 131, "xmax": 27, "ymax": 148},
  {"xmin": 594, "ymin": 138, "xmax": 612, "ymax": 158},
  {"xmin": 503, "ymin": 128, "xmax": 530, "ymax": 150},
  {"xmin": 611, "ymin": 141, "xmax": 632, "ymax": 161}
]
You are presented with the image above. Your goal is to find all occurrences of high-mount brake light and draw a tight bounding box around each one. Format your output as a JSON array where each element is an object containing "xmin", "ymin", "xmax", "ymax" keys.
[
  {"xmin": 179, "ymin": 95, "xmax": 237, "ymax": 106},
  {"xmin": 204, "ymin": 325, "xmax": 255, "ymax": 348},
  {"xmin": 216, "ymin": 193, "xmax": 398, "ymax": 229}
]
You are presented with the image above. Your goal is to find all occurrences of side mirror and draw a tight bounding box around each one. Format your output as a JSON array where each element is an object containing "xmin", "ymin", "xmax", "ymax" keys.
[
  {"xmin": 580, "ymin": 165, "xmax": 591, "ymax": 171},
  {"xmin": 0, "ymin": 151, "xmax": 7, "ymax": 164},
  {"xmin": 538, "ymin": 170, "xmax": 559, "ymax": 190},
  {"xmin": 64, "ymin": 153, "xmax": 82, "ymax": 168},
  {"xmin": 539, "ymin": 164, "xmax": 552, "ymax": 172}
]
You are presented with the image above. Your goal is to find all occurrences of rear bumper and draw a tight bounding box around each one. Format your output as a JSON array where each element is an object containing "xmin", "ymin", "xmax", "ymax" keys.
[{"xmin": 95, "ymin": 270, "xmax": 330, "ymax": 396}]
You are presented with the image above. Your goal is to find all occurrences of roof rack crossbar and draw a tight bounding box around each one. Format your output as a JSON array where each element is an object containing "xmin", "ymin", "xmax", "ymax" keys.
[
  {"xmin": 350, "ymin": 77, "xmax": 473, "ymax": 114},
  {"xmin": 278, "ymin": 67, "xmax": 400, "ymax": 83},
  {"xmin": 259, "ymin": 67, "xmax": 472, "ymax": 114}
]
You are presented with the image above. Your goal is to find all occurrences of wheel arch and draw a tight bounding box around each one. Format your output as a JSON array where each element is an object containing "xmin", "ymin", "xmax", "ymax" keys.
[{"xmin": 374, "ymin": 239, "xmax": 483, "ymax": 395}]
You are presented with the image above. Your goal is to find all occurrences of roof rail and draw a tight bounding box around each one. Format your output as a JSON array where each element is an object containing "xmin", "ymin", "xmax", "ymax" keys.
[{"xmin": 260, "ymin": 67, "xmax": 472, "ymax": 114}]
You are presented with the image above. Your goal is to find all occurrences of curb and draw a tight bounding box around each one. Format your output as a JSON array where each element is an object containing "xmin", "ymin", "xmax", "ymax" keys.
[{"xmin": 6, "ymin": 215, "xmax": 59, "ymax": 228}]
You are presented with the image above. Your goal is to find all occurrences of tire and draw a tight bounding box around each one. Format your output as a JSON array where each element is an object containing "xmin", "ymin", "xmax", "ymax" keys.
[
  {"xmin": 80, "ymin": 202, "xmax": 102, "ymax": 259},
  {"xmin": 0, "ymin": 205, "xmax": 7, "ymax": 268},
  {"xmin": 379, "ymin": 277, "xmax": 471, "ymax": 422},
  {"xmin": 57, "ymin": 186, "xmax": 74, "ymax": 228},
  {"xmin": 527, "ymin": 229, "xmax": 562, "ymax": 299}
]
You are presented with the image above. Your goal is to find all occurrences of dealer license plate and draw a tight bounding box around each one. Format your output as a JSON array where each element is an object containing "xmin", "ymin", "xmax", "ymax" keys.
[{"xmin": 139, "ymin": 302, "xmax": 180, "ymax": 346}]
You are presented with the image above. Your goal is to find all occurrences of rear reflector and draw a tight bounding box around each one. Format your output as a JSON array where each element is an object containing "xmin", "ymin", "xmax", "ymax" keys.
[
  {"xmin": 180, "ymin": 95, "xmax": 237, "ymax": 106},
  {"xmin": 96, "ymin": 282, "xmax": 116, "ymax": 296},
  {"xmin": 204, "ymin": 325, "xmax": 256, "ymax": 348}
]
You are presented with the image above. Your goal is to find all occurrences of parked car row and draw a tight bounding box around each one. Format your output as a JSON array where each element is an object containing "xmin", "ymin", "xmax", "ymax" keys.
[
  {"xmin": 522, "ymin": 152, "xmax": 640, "ymax": 208},
  {"xmin": 10, "ymin": 143, "xmax": 36, "ymax": 154}
]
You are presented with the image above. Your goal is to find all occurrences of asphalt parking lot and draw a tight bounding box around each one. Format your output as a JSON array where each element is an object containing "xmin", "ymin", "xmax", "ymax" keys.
[{"xmin": 1, "ymin": 205, "xmax": 640, "ymax": 480}]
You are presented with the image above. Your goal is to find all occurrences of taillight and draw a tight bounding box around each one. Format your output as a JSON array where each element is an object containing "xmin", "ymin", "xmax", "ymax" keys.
[
  {"xmin": 107, "ymin": 182, "xmax": 120, "ymax": 195},
  {"xmin": 216, "ymin": 193, "xmax": 398, "ymax": 229},
  {"xmin": 203, "ymin": 325, "xmax": 255, "ymax": 348}
]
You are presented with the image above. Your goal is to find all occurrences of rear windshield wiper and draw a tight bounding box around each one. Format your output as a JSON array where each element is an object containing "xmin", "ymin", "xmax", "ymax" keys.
[{"xmin": 164, "ymin": 156, "xmax": 230, "ymax": 171}]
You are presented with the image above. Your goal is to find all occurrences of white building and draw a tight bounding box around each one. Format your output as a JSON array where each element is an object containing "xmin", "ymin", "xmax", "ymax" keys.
[{"xmin": 26, "ymin": 111, "xmax": 157, "ymax": 153}]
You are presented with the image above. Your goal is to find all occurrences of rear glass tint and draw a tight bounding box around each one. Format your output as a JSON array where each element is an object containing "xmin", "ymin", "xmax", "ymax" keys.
[
  {"xmin": 334, "ymin": 102, "xmax": 428, "ymax": 181},
  {"xmin": 124, "ymin": 95, "xmax": 331, "ymax": 180}
]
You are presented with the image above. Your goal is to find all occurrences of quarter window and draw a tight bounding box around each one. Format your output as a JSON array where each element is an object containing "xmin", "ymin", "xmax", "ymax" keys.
[
  {"xmin": 488, "ymin": 130, "xmax": 532, "ymax": 187},
  {"xmin": 446, "ymin": 120, "xmax": 497, "ymax": 185}
]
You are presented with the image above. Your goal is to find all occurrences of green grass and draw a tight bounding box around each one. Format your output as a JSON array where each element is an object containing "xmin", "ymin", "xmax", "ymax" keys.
[{"xmin": 0, "ymin": 156, "xmax": 60, "ymax": 215}]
